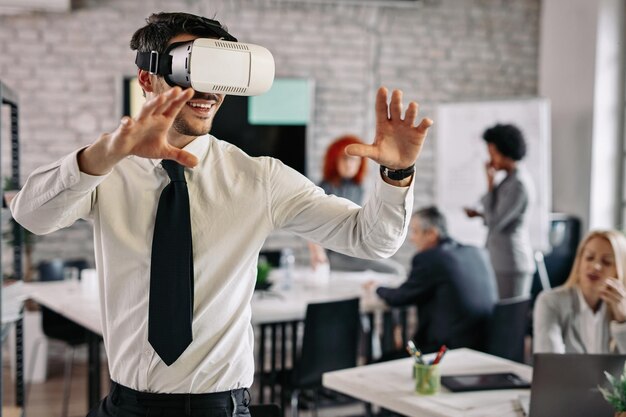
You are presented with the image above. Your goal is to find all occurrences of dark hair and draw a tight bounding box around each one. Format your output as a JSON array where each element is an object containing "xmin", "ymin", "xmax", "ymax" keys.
[
  {"xmin": 414, "ymin": 206, "xmax": 448, "ymax": 239},
  {"xmin": 130, "ymin": 12, "xmax": 233, "ymax": 54},
  {"xmin": 482, "ymin": 123, "xmax": 527, "ymax": 161}
]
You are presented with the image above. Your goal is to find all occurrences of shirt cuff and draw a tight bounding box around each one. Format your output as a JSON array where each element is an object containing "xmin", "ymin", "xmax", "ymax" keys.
[
  {"xmin": 375, "ymin": 173, "xmax": 414, "ymax": 205},
  {"xmin": 60, "ymin": 146, "xmax": 110, "ymax": 192}
]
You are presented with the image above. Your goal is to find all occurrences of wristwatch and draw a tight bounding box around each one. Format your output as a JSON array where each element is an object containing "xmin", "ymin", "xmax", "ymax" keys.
[{"xmin": 380, "ymin": 164, "xmax": 415, "ymax": 181}]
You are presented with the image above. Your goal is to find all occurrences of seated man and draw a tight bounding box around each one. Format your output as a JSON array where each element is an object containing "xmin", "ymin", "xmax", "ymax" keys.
[{"xmin": 369, "ymin": 206, "xmax": 498, "ymax": 354}]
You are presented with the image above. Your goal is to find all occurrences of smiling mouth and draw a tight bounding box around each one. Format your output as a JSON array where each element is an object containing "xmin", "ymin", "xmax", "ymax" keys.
[
  {"xmin": 185, "ymin": 100, "xmax": 218, "ymax": 116},
  {"xmin": 185, "ymin": 92, "xmax": 221, "ymax": 116}
]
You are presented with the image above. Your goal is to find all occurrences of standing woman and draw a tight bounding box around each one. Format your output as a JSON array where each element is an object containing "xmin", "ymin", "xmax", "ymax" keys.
[
  {"xmin": 465, "ymin": 124, "xmax": 535, "ymax": 298},
  {"xmin": 533, "ymin": 230, "xmax": 626, "ymax": 353}
]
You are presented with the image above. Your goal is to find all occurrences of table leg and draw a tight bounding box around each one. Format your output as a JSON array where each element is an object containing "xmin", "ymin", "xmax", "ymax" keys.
[{"xmin": 87, "ymin": 331, "xmax": 102, "ymax": 409}]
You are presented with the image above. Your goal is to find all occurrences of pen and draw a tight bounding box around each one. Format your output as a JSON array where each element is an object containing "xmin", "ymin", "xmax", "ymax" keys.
[
  {"xmin": 406, "ymin": 340, "xmax": 425, "ymax": 364},
  {"xmin": 431, "ymin": 345, "xmax": 448, "ymax": 365}
]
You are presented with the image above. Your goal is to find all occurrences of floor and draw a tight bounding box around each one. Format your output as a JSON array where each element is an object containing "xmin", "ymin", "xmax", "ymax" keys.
[{"xmin": 2, "ymin": 347, "xmax": 367, "ymax": 417}]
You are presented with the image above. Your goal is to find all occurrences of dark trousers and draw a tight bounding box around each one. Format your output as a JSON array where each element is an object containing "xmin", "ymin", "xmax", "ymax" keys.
[{"xmin": 87, "ymin": 381, "xmax": 251, "ymax": 417}]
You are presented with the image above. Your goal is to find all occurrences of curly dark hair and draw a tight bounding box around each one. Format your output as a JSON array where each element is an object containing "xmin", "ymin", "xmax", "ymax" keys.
[
  {"xmin": 129, "ymin": 12, "xmax": 235, "ymax": 54},
  {"xmin": 482, "ymin": 123, "xmax": 527, "ymax": 161}
]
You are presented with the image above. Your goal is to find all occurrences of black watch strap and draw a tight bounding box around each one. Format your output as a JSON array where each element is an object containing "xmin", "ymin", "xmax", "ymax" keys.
[{"xmin": 380, "ymin": 164, "xmax": 415, "ymax": 181}]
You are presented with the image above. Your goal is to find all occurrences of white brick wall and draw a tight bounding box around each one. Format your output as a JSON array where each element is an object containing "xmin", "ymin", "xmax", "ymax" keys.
[{"xmin": 0, "ymin": 0, "xmax": 539, "ymax": 273}]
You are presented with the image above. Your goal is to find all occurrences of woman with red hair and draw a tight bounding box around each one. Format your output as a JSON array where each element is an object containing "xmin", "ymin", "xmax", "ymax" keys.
[
  {"xmin": 319, "ymin": 135, "xmax": 368, "ymax": 204},
  {"xmin": 309, "ymin": 135, "xmax": 405, "ymax": 276}
]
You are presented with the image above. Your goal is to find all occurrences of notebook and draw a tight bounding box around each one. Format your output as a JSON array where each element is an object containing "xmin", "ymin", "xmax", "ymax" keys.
[{"xmin": 529, "ymin": 353, "xmax": 626, "ymax": 417}]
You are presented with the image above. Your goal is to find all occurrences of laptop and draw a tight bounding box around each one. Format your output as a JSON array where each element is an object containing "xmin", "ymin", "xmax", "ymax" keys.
[{"xmin": 529, "ymin": 353, "xmax": 626, "ymax": 417}]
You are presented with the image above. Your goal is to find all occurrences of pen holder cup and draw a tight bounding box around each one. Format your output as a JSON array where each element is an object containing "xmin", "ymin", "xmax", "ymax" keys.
[{"xmin": 414, "ymin": 363, "xmax": 441, "ymax": 395}]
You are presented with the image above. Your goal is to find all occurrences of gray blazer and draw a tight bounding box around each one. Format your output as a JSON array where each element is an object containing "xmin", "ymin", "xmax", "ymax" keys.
[
  {"xmin": 533, "ymin": 286, "xmax": 626, "ymax": 353},
  {"xmin": 481, "ymin": 167, "xmax": 535, "ymax": 274}
]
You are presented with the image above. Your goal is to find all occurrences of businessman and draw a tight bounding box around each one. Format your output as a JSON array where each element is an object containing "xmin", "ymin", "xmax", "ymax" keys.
[
  {"xmin": 10, "ymin": 12, "xmax": 433, "ymax": 417},
  {"xmin": 368, "ymin": 207, "xmax": 498, "ymax": 354}
]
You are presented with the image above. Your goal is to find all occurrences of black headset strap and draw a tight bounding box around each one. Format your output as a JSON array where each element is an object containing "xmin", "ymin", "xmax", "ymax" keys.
[
  {"xmin": 135, "ymin": 50, "xmax": 173, "ymax": 75},
  {"xmin": 134, "ymin": 20, "xmax": 237, "ymax": 74}
]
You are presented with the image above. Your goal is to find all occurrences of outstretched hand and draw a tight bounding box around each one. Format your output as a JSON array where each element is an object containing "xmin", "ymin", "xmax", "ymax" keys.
[
  {"xmin": 108, "ymin": 87, "xmax": 198, "ymax": 167},
  {"xmin": 79, "ymin": 87, "xmax": 198, "ymax": 176},
  {"xmin": 344, "ymin": 87, "xmax": 433, "ymax": 170}
]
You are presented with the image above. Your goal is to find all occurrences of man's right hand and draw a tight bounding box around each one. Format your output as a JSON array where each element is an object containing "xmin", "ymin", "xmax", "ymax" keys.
[{"xmin": 78, "ymin": 87, "xmax": 197, "ymax": 175}]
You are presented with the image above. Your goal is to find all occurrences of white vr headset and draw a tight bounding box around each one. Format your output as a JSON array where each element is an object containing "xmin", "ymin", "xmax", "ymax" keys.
[{"xmin": 136, "ymin": 37, "xmax": 275, "ymax": 96}]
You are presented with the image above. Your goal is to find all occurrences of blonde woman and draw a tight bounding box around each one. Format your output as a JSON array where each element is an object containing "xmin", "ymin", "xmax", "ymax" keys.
[{"xmin": 533, "ymin": 230, "xmax": 626, "ymax": 353}]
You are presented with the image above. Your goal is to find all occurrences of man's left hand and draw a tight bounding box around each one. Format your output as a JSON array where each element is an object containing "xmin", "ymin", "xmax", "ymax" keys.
[{"xmin": 345, "ymin": 87, "xmax": 433, "ymax": 170}]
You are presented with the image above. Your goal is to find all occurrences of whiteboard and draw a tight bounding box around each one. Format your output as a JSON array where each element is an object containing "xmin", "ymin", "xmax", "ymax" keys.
[{"xmin": 436, "ymin": 98, "xmax": 551, "ymax": 251}]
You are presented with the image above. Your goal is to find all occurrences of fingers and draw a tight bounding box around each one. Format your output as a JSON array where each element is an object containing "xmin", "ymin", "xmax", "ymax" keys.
[
  {"xmin": 389, "ymin": 90, "xmax": 403, "ymax": 121},
  {"xmin": 404, "ymin": 102, "xmax": 419, "ymax": 125},
  {"xmin": 162, "ymin": 88, "xmax": 194, "ymax": 118},
  {"xmin": 375, "ymin": 87, "xmax": 390, "ymax": 125},
  {"xmin": 138, "ymin": 94, "xmax": 166, "ymax": 119},
  {"xmin": 604, "ymin": 278, "xmax": 626, "ymax": 297},
  {"xmin": 344, "ymin": 143, "xmax": 379, "ymax": 160},
  {"xmin": 137, "ymin": 87, "xmax": 194, "ymax": 120},
  {"xmin": 415, "ymin": 117, "xmax": 434, "ymax": 133},
  {"xmin": 165, "ymin": 147, "xmax": 199, "ymax": 168},
  {"xmin": 375, "ymin": 87, "xmax": 433, "ymax": 129}
]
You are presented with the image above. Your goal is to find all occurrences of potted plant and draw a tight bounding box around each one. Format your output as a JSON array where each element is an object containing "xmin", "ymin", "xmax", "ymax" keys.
[{"xmin": 599, "ymin": 362, "xmax": 626, "ymax": 417}]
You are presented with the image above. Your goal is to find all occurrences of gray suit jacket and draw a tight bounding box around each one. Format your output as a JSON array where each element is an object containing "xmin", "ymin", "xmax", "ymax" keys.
[
  {"xmin": 533, "ymin": 286, "xmax": 626, "ymax": 353},
  {"xmin": 481, "ymin": 167, "xmax": 535, "ymax": 274}
]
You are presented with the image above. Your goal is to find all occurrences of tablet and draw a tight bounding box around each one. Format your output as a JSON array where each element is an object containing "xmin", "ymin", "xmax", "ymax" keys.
[{"xmin": 441, "ymin": 372, "xmax": 530, "ymax": 392}]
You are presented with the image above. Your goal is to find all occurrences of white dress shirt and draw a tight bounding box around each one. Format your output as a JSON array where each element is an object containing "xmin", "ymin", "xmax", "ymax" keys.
[
  {"xmin": 11, "ymin": 134, "xmax": 413, "ymax": 393},
  {"xmin": 576, "ymin": 288, "xmax": 606, "ymax": 354}
]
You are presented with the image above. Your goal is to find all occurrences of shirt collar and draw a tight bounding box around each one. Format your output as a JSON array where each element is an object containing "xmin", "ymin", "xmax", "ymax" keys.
[{"xmin": 147, "ymin": 134, "xmax": 211, "ymax": 169}]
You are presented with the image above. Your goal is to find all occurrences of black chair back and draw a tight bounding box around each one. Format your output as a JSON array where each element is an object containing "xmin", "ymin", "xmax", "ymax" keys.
[
  {"xmin": 530, "ymin": 214, "xmax": 581, "ymax": 297},
  {"xmin": 249, "ymin": 404, "xmax": 281, "ymax": 417},
  {"xmin": 38, "ymin": 259, "xmax": 90, "ymax": 345},
  {"xmin": 485, "ymin": 296, "xmax": 531, "ymax": 363},
  {"xmin": 293, "ymin": 298, "xmax": 360, "ymax": 388}
]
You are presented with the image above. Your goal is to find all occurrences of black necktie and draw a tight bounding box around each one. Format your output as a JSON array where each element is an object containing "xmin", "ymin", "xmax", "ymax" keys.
[{"xmin": 148, "ymin": 160, "xmax": 194, "ymax": 366}]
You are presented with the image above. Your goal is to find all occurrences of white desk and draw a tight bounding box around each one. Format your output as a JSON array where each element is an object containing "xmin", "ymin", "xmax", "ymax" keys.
[
  {"xmin": 23, "ymin": 268, "xmax": 399, "ymax": 331},
  {"xmin": 251, "ymin": 268, "xmax": 398, "ymax": 324},
  {"xmin": 23, "ymin": 279, "xmax": 103, "ymax": 408},
  {"xmin": 323, "ymin": 348, "xmax": 532, "ymax": 417}
]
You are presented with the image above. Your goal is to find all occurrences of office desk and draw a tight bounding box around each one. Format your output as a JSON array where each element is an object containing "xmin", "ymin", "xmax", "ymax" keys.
[
  {"xmin": 23, "ymin": 280, "xmax": 103, "ymax": 408},
  {"xmin": 251, "ymin": 268, "xmax": 398, "ymax": 323},
  {"xmin": 23, "ymin": 268, "xmax": 401, "ymax": 410},
  {"xmin": 323, "ymin": 348, "xmax": 532, "ymax": 417}
]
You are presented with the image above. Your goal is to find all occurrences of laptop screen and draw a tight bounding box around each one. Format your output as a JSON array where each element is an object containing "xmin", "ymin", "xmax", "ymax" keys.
[{"xmin": 530, "ymin": 353, "xmax": 626, "ymax": 417}]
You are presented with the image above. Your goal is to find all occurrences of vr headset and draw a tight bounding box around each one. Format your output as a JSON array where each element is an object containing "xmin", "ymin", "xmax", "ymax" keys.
[{"xmin": 135, "ymin": 21, "xmax": 274, "ymax": 96}]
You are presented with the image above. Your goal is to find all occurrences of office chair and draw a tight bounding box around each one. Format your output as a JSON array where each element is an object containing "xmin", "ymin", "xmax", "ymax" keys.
[
  {"xmin": 485, "ymin": 295, "xmax": 531, "ymax": 363},
  {"xmin": 530, "ymin": 214, "xmax": 581, "ymax": 300},
  {"xmin": 276, "ymin": 298, "xmax": 360, "ymax": 417},
  {"xmin": 528, "ymin": 214, "xmax": 581, "ymax": 336},
  {"xmin": 249, "ymin": 404, "xmax": 281, "ymax": 417},
  {"xmin": 35, "ymin": 258, "xmax": 90, "ymax": 417}
]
